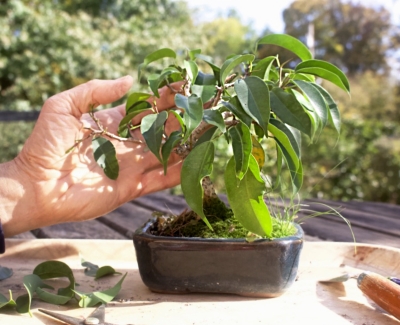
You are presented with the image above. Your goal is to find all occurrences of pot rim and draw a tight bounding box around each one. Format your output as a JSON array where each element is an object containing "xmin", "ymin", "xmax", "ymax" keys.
[{"xmin": 133, "ymin": 218, "xmax": 304, "ymax": 243}]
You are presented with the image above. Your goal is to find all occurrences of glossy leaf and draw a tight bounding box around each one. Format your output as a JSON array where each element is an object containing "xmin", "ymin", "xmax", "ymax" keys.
[
  {"xmin": 184, "ymin": 60, "xmax": 199, "ymax": 83},
  {"xmin": 195, "ymin": 54, "xmax": 221, "ymax": 82},
  {"xmin": 141, "ymin": 111, "xmax": 168, "ymax": 163},
  {"xmin": 295, "ymin": 59, "xmax": 350, "ymax": 93},
  {"xmin": 229, "ymin": 122, "xmax": 252, "ymax": 180},
  {"xmin": 0, "ymin": 266, "xmax": 13, "ymax": 281},
  {"xmin": 94, "ymin": 266, "xmax": 121, "ymax": 280},
  {"xmin": 257, "ymin": 34, "xmax": 313, "ymax": 61},
  {"xmin": 181, "ymin": 141, "xmax": 214, "ymax": 229},
  {"xmin": 148, "ymin": 70, "xmax": 181, "ymax": 98},
  {"xmin": 269, "ymin": 118, "xmax": 300, "ymax": 158},
  {"xmin": 251, "ymin": 56, "xmax": 278, "ymax": 80},
  {"xmin": 161, "ymin": 130, "xmax": 182, "ymax": 174},
  {"xmin": 221, "ymin": 97, "xmax": 252, "ymax": 127},
  {"xmin": 195, "ymin": 126, "xmax": 218, "ymax": 148},
  {"xmin": 251, "ymin": 135, "xmax": 265, "ymax": 169},
  {"xmin": 125, "ymin": 92, "xmax": 152, "ymax": 112},
  {"xmin": 191, "ymin": 84, "xmax": 216, "ymax": 103},
  {"xmin": 234, "ymin": 76, "xmax": 270, "ymax": 135},
  {"xmin": 92, "ymin": 137, "xmax": 119, "ymax": 180},
  {"xmin": 290, "ymin": 88, "xmax": 319, "ymax": 137},
  {"xmin": 203, "ymin": 110, "xmax": 226, "ymax": 133},
  {"xmin": 220, "ymin": 54, "xmax": 254, "ymax": 85},
  {"xmin": 170, "ymin": 110, "xmax": 185, "ymax": 132},
  {"xmin": 175, "ymin": 94, "xmax": 203, "ymax": 142},
  {"xmin": 293, "ymin": 80, "xmax": 328, "ymax": 128},
  {"xmin": 138, "ymin": 48, "xmax": 176, "ymax": 78},
  {"xmin": 75, "ymin": 273, "xmax": 127, "ymax": 308},
  {"xmin": 270, "ymin": 87, "xmax": 312, "ymax": 138},
  {"xmin": 311, "ymin": 83, "xmax": 341, "ymax": 134},
  {"xmin": 118, "ymin": 101, "xmax": 152, "ymax": 137},
  {"xmin": 0, "ymin": 291, "xmax": 16, "ymax": 309},
  {"xmin": 189, "ymin": 49, "xmax": 201, "ymax": 61},
  {"xmin": 225, "ymin": 156, "xmax": 272, "ymax": 237},
  {"xmin": 81, "ymin": 258, "xmax": 121, "ymax": 279},
  {"xmin": 194, "ymin": 71, "xmax": 216, "ymax": 85}
]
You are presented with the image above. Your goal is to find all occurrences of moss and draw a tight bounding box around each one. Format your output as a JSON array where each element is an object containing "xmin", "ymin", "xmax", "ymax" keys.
[{"xmin": 152, "ymin": 196, "xmax": 298, "ymax": 239}]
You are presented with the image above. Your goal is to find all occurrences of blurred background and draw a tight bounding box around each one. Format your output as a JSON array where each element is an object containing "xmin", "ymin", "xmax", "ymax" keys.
[{"xmin": 1, "ymin": 0, "xmax": 400, "ymax": 204}]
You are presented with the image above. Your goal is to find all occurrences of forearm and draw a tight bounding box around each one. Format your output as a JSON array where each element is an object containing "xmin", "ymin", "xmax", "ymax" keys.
[{"xmin": 0, "ymin": 159, "xmax": 38, "ymax": 237}]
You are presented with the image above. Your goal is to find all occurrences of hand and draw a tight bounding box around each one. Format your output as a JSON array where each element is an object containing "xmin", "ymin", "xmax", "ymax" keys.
[{"xmin": 1, "ymin": 76, "xmax": 183, "ymax": 236}]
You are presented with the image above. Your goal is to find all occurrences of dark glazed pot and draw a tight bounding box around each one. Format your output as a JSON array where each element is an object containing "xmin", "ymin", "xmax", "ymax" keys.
[{"xmin": 133, "ymin": 219, "xmax": 304, "ymax": 298}]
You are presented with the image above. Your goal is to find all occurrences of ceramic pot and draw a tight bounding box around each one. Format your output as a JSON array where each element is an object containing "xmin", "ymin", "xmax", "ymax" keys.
[{"xmin": 133, "ymin": 218, "xmax": 304, "ymax": 297}]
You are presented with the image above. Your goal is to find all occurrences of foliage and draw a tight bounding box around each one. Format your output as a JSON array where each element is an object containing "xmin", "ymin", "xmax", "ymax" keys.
[
  {"xmin": 0, "ymin": 121, "xmax": 35, "ymax": 163},
  {"xmin": 91, "ymin": 34, "xmax": 349, "ymax": 238},
  {"xmin": 282, "ymin": 0, "xmax": 394, "ymax": 75},
  {"xmin": 0, "ymin": 0, "xmax": 204, "ymax": 111}
]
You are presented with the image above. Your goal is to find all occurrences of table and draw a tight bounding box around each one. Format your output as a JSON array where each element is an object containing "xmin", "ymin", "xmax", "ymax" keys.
[
  {"xmin": 1, "ymin": 239, "xmax": 400, "ymax": 324},
  {"xmin": 14, "ymin": 191, "xmax": 400, "ymax": 249}
]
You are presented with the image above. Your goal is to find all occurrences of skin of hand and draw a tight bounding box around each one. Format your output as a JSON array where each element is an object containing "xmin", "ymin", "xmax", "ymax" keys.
[{"xmin": 0, "ymin": 76, "xmax": 183, "ymax": 237}]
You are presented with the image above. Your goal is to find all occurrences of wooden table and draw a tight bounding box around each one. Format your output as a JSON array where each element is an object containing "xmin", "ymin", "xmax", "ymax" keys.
[
  {"xmin": 2, "ymin": 192, "xmax": 400, "ymax": 324},
  {"xmin": 14, "ymin": 191, "xmax": 400, "ymax": 248}
]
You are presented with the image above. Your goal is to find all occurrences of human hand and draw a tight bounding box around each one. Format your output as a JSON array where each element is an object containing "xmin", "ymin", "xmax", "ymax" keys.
[{"xmin": 2, "ymin": 76, "xmax": 183, "ymax": 236}]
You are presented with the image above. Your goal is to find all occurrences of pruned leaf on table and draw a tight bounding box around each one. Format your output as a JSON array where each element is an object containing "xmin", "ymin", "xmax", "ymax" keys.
[
  {"xmin": 181, "ymin": 141, "xmax": 215, "ymax": 229},
  {"xmin": 74, "ymin": 273, "xmax": 127, "ymax": 308},
  {"xmin": 92, "ymin": 137, "xmax": 119, "ymax": 180},
  {"xmin": 225, "ymin": 155, "xmax": 272, "ymax": 237},
  {"xmin": 0, "ymin": 265, "xmax": 13, "ymax": 280},
  {"xmin": 81, "ymin": 257, "xmax": 122, "ymax": 280},
  {"xmin": 0, "ymin": 290, "xmax": 16, "ymax": 309},
  {"xmin": 234, "ymin": 76, "xmax": 271, "ymax": 135}
]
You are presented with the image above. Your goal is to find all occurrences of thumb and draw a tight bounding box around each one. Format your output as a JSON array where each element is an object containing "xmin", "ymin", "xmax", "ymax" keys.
[{"xmin": 43, "ymin": 76, "xmax": 133, "ymax": 118}]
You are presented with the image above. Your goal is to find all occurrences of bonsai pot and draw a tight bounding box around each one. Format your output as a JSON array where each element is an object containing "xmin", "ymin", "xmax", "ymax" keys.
[{"xmin": 133, "ymin": 218, "xmax": 304, "ymax": 298}]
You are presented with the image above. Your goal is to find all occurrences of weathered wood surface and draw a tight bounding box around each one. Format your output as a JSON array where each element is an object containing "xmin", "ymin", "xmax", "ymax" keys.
[
  {"xmin": 12, "ymin": 191, "xmax": 400, "ymax": 248},
  {"xmin": 1, "ymin": 239, "xmax": 400, "ymax": 324}
]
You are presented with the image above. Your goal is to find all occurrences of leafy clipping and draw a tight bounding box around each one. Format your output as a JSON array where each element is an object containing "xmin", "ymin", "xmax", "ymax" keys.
[
  {"xmin": 0, "ymin": 291, "xmax": 16, "ymax": 309},
  {"xmin": 81, "ymin": 257, "xmax": 122, "ymax": 280},
  {"xmin": 0, "ymin": 266, "xmax": 13, "ymax": 281}
]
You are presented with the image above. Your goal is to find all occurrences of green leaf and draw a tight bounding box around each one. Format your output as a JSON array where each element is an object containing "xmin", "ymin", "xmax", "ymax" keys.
[
  {"xmin": 191, "ymin": 85, "xmax": 216, "ymax": 103},
  {"xmin": 251, "ymin": 56, "xmax": 278, "ymax": 80},
  {"xmin": 181, "ymin": 141, "xmax": 214, "ymax": 229},
  {"xmin": 148, "ymin": 70, "xmax": 181, "ymax": 98},
  {"xmin": 161, "ymin": 130, "xmax": 182, "ymax": 174},
  {"xmin": 194, "ymin": 71, "xmax": 216, "ymax": 85},
  {"xmin": 195, "ymin": 126, "xmax": 218, "ymax": 148},
  {"xmin": 293, "ymin": 79, "xmax": 328, "ymax": 128},
  {"xmin": 92, "ymin": 137, "xmax": 119, "ymax": 180},
  {"xmin": 0, "ymin": 291, "xmax": 16, "ymax": 309},
  {"xmin": 269, "ymin": 118, "xmax": 300, "ymax": 158},
  {"xmin": 195, "ymin": 54, "xmax": 221, "ymax": 83},
  {"xmin": 125, "ymin": 92, "xmax": 152, "ymax": 112},
  {"xmin": 221, "ymin": 97, "xmax": 252, "ymax": 127},
  {"xmin": 95, "ymin": 266, "xmax": 121, "ymax": 280},
  {"xmin": 310, "ymin": 83, "xmax": 341, "ymax": 134},
  {"xmin": 0, "ymin": 266, "xmax": 13, "ymax": 280},
  {"xmin": 220, "ymin": 54, "xmax": 255, "ymax": 85},
  {"xmin": 203, "ymin": 110, "xmax": 226, "ymax": 133},
  {"xmin": 189, "ymin": 49, "xmax": 201, "ymax": 61},
  {"xmin": 257, "ymin": 34, "xmax": 313, "ymax": 61},
  {"xmin": 184, "ymin": 60, "xmax": 199, "ymax": 83},
  {"xmin": 225, "ymin": 155, "xmax": 272, "ymax": 237},
  {"xmin": 33, "ymin": 260, "xmax": 75, "ymax": 299},
  {"xmin": 75, "ymin": 273, "xmax": 127, "ymax": 308},
  {"xmin": 234, "ymin": 76, "xmax": 270, "ymax": 135},
  {"xmin": 138, "ymin": 48, "xmax": 176, "ymax": 79},
  {"xmin": 81, "ymin": 257, "xmax": 99, "ymax": 277},
  {"xmin": 295, "ymin": 59, "xmax": 350, "ymax": 93},
  {"xmin": 229, "ymin": 122, "xmax": 252, "ymax": 180},
  {"xmin": 174, "ymin": 94, "xmax": 203, "ymax": 142},
  {"xmin": 16, "ymin": 274, "xmax": 53, "ymax": 315},
  {"xmin": 170, "ymin": 110, "xmax": 185, "ymax": 132},
  {"xmin": 140, "ymin": 111, "xmax": 168, "ymax": 163},
  {"xmin": 118, "ymin": 101, "xmax": 152, "ymax": 137},
  {"xmin": 270, "ymin": 87, "xmax": 313, "ymax": 138}
]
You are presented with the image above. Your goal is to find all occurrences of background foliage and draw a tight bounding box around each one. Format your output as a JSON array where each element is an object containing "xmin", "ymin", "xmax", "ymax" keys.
[{"xmin": 1, "ymin": 0, "xmax": 400, "ymax": 204}]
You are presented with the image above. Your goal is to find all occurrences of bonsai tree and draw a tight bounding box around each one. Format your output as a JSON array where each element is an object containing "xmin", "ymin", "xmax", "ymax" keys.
[{"xmin": 87, "ymin": 34, "xmax": 350, "ymax": 239}]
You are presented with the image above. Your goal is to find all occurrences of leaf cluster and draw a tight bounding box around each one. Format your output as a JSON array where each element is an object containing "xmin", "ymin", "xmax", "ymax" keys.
[{"xmin": 94, "ymin": 34, "xmax": 350, "ymax": 239}]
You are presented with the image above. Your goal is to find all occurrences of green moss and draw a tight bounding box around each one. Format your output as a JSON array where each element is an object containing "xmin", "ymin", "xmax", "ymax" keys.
[{"xmin": 152, "ymin": 196, "xmax": 298, "ymax": 239}]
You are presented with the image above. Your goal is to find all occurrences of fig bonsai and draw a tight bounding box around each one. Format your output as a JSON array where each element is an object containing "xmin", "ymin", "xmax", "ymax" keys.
[
  {"xmin": 84, "ymin": 33, "xmax": 350, "ymax": 297},
  {"xmin": 88, "ymin": 33, "xmax": 350, "ymax": 240}
]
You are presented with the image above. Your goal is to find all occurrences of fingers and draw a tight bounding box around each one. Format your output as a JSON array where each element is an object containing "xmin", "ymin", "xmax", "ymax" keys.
[{"xmin": 43, "ymin": 76, "xmax": 133, "ymax": 118}]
